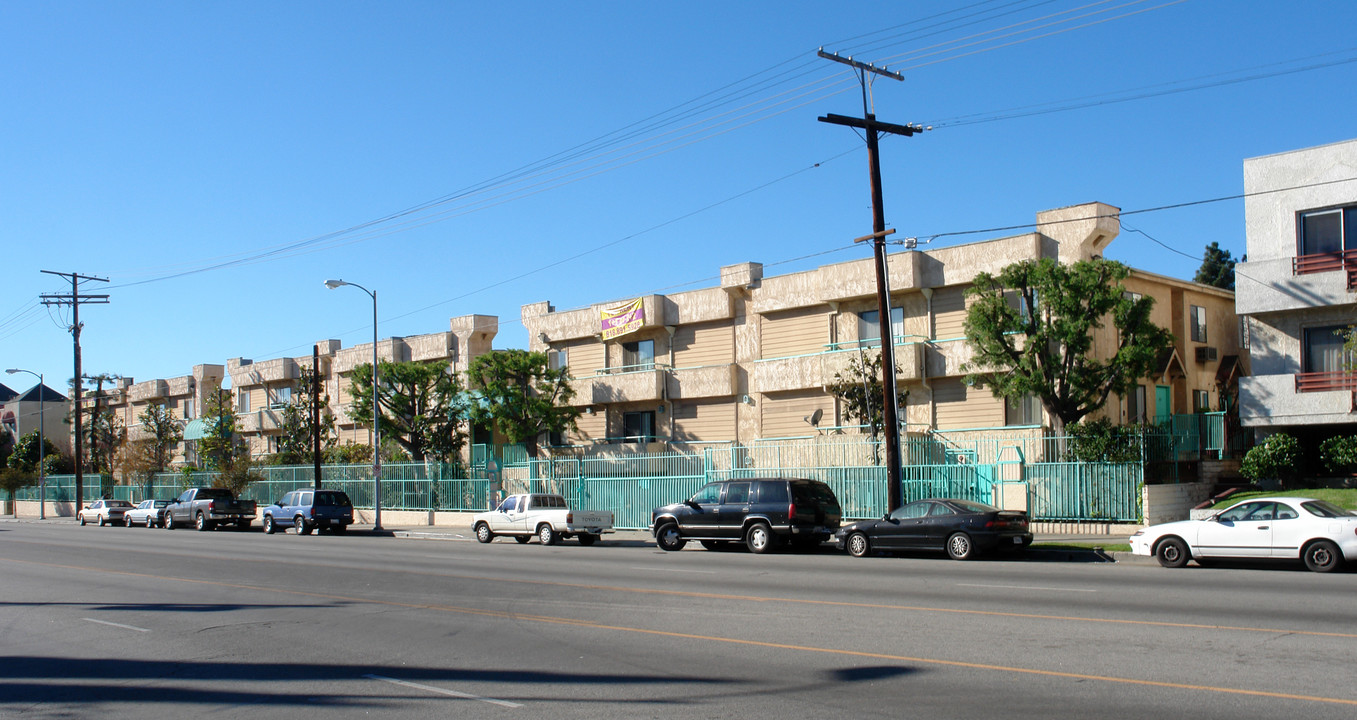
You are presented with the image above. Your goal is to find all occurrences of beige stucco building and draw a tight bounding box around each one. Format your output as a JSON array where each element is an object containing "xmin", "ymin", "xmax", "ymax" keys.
[
  {"xmin": 524, "ymin": 202, "xmax": 1243, "ymax": 450},
  {"xmin": 99, "ymin": 364, "xmax": 225, "ymax": 466}
]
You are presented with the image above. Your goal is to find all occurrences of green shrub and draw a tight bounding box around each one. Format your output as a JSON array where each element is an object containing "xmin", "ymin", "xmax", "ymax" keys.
[
  {"xmin": 1240, "ymin": 433, "xmax": 1302, "ymax": 487},
  {"xmin": 1319, "ymin": 435, "xmax": 1357, "ymax": 474},
  {"xmin": 1064, "ymin": 419, "xmax": 1142, "ymax": 463}
]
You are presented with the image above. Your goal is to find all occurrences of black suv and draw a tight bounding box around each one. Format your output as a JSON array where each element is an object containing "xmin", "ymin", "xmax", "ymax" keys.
[{"xmin": 650, "ymin": 477, "xmax": 842, "ymax": 553}]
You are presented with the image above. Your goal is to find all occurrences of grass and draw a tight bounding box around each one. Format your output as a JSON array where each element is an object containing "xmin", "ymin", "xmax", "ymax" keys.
[{"xmin": 1208, "ymin": 487, "xmax": 1357, "ymax": 510}]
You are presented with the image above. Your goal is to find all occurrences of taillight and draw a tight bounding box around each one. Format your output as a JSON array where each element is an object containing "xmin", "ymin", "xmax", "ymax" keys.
[
  {"xmin": 788, "ymin": 502, "xmax": 796, "ymax": 519},
  {"xmin": 566, "ymin": 511, "xmax": 574, "ymax": 523},
  {"xmin": 209, "ymin": 500, "xmax": 217, "ymax": 512}
]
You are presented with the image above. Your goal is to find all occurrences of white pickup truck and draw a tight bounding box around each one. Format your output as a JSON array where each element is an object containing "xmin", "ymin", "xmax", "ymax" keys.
[{"xmin": 473, "ymin": 493, "xmax": 614, "ymax": 546}]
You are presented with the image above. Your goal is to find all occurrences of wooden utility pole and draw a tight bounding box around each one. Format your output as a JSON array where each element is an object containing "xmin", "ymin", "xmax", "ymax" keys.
[
  {"xmin": 40, "ymin": 270, "xmax": 109, "ymax": 507},
  {"xmin": 817, "ymin": 49, "xmax": 925, "ymax": 512},
  {"xmin": 313, "ymin": 345, "xmax": 322, "ymax": 490}
]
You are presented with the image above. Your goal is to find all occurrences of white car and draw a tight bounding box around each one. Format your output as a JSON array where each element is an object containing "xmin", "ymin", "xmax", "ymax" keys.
[
  {"xmin": 1130, "ymin": 496, "xmax": 1357, "ymax": 573},
  {"xmin": 473, "ymin": 493, "xmax": 614, "ymax": 546},
  {"xmin": 77, "ymin": 499, "xmax": 135, "ymax": 527},
  {"xmin": 124, "ymin": 499, "xmax": 173, "ymax": 528}
]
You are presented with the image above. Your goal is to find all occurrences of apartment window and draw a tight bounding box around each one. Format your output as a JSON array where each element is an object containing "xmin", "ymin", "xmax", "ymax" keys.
[
  {"xmin": 1240, "ymin": 317, "xmax": 1250, "ymax": 350},
  {"xmin": 621, "ymin": 340, "xmax": 654, "ymax": 372},
  {"xmin": 1192, "ymin": 389, "xmax": 1211, "ymax": 413},
  {"xmin": 238, "ymin": 392, "xmax": 250, "ymax": 413},
  {"xmin": 1299, "ymin": 206, "xmax": 1357, "ymax": 256},
  {"xmin": 1124, "ymin": 385, "xmax": 1147, "ymax": 424},
  {"xmin": 185, "ymin": 398, "xmax": 195, "ymax": 419},
  {"xmin": 1303, "ymin": 325, "xmax": 1353, "ymax": 373},
  {"xmin": 622, "ymin": 411, "xmax": 655, "ymax": 444},
  {"xmin": 1004, "ymin": 394, "xmax": 1042, "ymax": 427},
  {"xmin": 276, "ymin": 386, "xmax": 292, "ymax": 406},
  {"xmin": 858, "ymin": 307, "xmax": 905, "ymax": 346},
  {"xmin": 1189, "ymin": 305, "xmax": 1207, "ymax": 343},
  {"xmin": 547, "ymin": 348, "xmax": 568, "ymax": 371}
]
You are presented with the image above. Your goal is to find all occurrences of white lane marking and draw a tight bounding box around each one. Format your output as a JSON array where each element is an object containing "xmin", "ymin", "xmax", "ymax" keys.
[
  {"xmin": 957, "ymin": 584, "xmax": 1097, "ymax": 593},
  {"xmin": 364, "ymin": 674, "xmax": 522, "ymax": 708},
  {"xmin": 82, "ymin": 618, "xmax": 151, "ymax": 632},
  {"xmin": 634, "ymin": 567, "xmax": 717, "ymax": 574}
]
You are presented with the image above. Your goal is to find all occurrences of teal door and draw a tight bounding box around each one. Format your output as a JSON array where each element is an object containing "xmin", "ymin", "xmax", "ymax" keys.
[{"xmin": 1155, "ymin": 385, "xmax": 1171, "ymax": 425}]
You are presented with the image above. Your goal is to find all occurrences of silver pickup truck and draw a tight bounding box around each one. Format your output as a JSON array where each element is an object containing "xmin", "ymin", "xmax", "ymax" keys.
[
  {"xmin": 473, "ymin": 493, "xmax": 614, "ymax": 546},
  {"xmin": 165, "ymin": 487, "xmax": 258, "ymax": 531}
]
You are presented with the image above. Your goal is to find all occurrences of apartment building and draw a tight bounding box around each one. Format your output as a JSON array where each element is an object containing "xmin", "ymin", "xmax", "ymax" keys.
[
  {"xmin": 100, "ymin": 364, "xmax": 226, "ymax": 466},
  {"xmin": 523, "ymin": 202, "xmax": 1242, "ymax": 450},
  {"xmin": 0, "ymin": 381, "xmax": 70, "ymax": 451},
  {"xmin": 230, "ymin": 314, "xmax": 498, "ymax": 456},
  {"xmin": 1237, "ymin": 138, "xmax": 1357, "ymax": 440}
]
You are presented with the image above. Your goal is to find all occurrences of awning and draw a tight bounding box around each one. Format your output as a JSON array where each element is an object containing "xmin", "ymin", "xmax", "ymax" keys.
[
  {"xmin": 1214, "ymin": 354, "xmax": 1241, "ymax": 388},
  {"xmin": 1155, "ymin": 347, "xmax": 1188, "ymax": 383},
  {"xmin": 182, "ymin": 418, "xmax": 209, "ymax": 440}
]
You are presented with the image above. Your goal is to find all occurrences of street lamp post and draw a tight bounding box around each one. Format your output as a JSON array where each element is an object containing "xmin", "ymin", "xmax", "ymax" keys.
[
  {"xmin": 6, "ymin": 368, "xmax": 45, "ymax": 519},
  {"xmin": 324, "ymin": 279, "xmax": 382, "ymax": 531}
]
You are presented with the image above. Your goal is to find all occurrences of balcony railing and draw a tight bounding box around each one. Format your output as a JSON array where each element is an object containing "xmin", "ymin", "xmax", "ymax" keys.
[
  {"xmin": 1295, "ymin": 371, "xmax": 1357, "ymax": 393},
  {"xmin": 1293, "ymin": 249, "xmax": 1357, "ymax": 289}
]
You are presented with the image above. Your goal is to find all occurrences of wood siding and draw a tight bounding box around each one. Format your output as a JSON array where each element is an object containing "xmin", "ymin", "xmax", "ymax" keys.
[
  {"xmin": 671, "ymin": 399, "xmax": 736, "ymax": 442},
  {"xmin": 761, "ymin": 307, "xmax": 827, "ymax": 359},
  {"xmin": 563, "ymin": 340, "xmax": 606, "ymax": 376},
  {"xmin": 933, "ymin": 378, "xmax": 1004, "ymax": 429},
  {"xmin": 760, "ymin": 391, "xmax": 835, "ymax": 439},
  {"xmin": 570, "ymin": 410, "xmax": 607, "ymax": 444},
  {"xmin": 932, "ymin": 286, "xmax": 969, "ymax": 340},
  {"xmin": 673, "ymin": 322, "xmax": 734, "ymax": 368}
]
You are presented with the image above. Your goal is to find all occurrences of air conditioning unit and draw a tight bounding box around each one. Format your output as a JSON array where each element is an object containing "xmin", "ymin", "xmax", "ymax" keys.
[{"xmin": 1194, "ymin": 346, "xmax": 1218, "ymax": 363}]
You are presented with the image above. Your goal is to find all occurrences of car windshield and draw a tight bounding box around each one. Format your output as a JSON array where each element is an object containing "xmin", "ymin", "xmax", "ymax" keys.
[{"xmin": 1301, "ymin": 500, "xmax": 1355, "ymax": 518}]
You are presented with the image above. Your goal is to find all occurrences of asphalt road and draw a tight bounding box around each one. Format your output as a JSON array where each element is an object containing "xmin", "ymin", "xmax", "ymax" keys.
[{"xmin": 2, "ymin": 523, "xmax": 1355, "ymax": 719}]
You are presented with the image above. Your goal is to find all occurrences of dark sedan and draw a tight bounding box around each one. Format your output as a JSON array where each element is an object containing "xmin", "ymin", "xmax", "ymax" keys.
[{"xmin": 835, "ymin": 498, "xmax": 1032, "ymax": 560}]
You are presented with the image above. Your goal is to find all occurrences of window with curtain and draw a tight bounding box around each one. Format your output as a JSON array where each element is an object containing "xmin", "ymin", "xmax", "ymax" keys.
[
  {"xmin": 1303, "ymin": 325, "xmax": 1352, "ymax": 373},
  {"xmin": 858, "ymin": 307, "xmax": 905, "ymax": 347}
]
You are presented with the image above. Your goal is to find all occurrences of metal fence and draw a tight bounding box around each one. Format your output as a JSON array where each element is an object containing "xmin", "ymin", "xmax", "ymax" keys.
[{"xmin": 10, "ymin": 422, "xmax": 1236, "ymax": 527}]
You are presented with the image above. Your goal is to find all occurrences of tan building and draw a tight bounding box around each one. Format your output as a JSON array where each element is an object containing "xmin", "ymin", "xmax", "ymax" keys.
[
  {"xmin": 101, "ymin": 364, "xmax": 226, "ymax": 466},
  {"xmin": 230, "ymin": 314, "xmax": 499, "ymax": 457},
  {"xmin": 524, "ymin": 202, "xmax": 1243, "ymax": 450}
]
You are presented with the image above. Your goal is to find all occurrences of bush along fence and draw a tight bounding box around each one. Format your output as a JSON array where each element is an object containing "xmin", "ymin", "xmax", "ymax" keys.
[{"xmin": 8, "ymin": 415, "xmax": 1238, "ymax": 530}]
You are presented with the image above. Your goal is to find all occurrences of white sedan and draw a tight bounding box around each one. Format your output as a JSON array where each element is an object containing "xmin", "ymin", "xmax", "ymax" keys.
[{"xmin": 1130, "ymin": 496, "xmax": 1357, "ymax": 572}]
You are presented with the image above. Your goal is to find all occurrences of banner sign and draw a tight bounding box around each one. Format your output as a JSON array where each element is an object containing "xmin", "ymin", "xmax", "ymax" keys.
[{"xmin": 600, "ymin": 298, "xmax": 645, "ymax": 340}]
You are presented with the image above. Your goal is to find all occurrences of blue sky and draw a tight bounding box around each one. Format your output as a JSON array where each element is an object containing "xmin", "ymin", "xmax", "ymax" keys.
[{"xmin": 3, "ymin": 0, "xmax": 1356, "ymax": 393}]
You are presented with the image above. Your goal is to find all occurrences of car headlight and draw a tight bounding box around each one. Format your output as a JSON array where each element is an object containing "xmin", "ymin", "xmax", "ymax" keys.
[{"xmin": 1130, "ymin": 530, "xmax": 1144, "ymax": 538}]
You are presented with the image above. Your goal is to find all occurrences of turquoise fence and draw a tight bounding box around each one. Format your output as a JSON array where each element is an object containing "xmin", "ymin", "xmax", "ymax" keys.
[{"xmin": 11, "ymin": 426, "xmax": 1224, "ymax": 526}]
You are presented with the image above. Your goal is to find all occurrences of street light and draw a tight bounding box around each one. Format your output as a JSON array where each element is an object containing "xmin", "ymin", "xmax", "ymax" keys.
[
  {"xmin": 6, "ymin": 368, "xmax": 45, "ymax": 519},
  {"xmin": 324, "ymin": 279, "xmax": 382, "ymax": 531}
]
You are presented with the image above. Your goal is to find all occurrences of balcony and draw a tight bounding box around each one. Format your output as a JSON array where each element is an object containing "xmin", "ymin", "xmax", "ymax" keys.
[
  {"xmin": 751, "ymin": 343, "xmax": 925, "ymax": 394},
  {"xmin": 582, "ymin": 366, "xmax": 667, "ymax": 404},
  {"xmin": 1293, "ymin": 249, "xmax": 1357, "ymax": 290},
  {"xmin": 666, "ymin": 364, "xmax": 735, "ymax": 400},
  {"xmin": 127, "ymin": 380, "xmax": 168, "ymax": 403},
  {"xmin": 1295, "ymin": 371, "xmax": 1357, "ymax": 393},
  {"xmin": 1241, "ymin": 374, "xmax": 1355, "ymax": 428}
]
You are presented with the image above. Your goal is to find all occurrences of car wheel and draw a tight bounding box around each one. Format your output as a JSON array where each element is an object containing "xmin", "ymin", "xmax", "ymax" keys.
[
  {"xmin": 745, "ymin": 522, "xmax": 775, "ymax": 554},
  {"xmin": 146, "ymin": 517, "xmax": 158, "ymax": 529},
  {"xmin": 1303, "ymin": 540, "xmax": 1344, "ymax": 573},
  {"xmin": 78, "ymin": 513, "xmax": 87, "ymax": 526},
  {"xmin": 537, "ymin": 524, "xmax": 557, "ymax": 546},
  {"xmin": 475, "ymin": 523, "xmax": 493, "ymax": 543},
  {"xmin": 163, "ymin": 514, "xmax": 175, "ymax": 530},
  {"xmin": 195, "ymin": 513, "xmax": 210, "ymax": 531},
  {"xmin": 578, "ymin": 533, "xmax": 598, "ymax": 546},
  {"xmin": 655, "ymin": 522, "xmax": 686, "ymax": 551},
  {"xmin": 945, "ymin": 532, "xmax": 975, "ymax": 561},
  {"xmin": 294, "ymin": 515, "xmax": 312, "ymax": 535},
  {"xmin": 1155, "ymin": 537, "xmax": 1190, "ymax": 568},
  {"xmin": 126, "ymin": 516, "xmax": 134, "ymax": 528},
  {"xmin": 98, "ymin": 515, "xmax": 106, "ymax": 527},
  {"xmin": 847, "ymin": 532, "xmax": 871, "ymax": 558},
  {"xmin": 263, "ymin": 516, "xmax": 276, "ymax": 535}
]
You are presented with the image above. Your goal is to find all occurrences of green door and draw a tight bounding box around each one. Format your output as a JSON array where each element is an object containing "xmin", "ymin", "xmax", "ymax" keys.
[{"xmin": 1155, "ymin": 385, "xmax": 1171, "ymax": 425}]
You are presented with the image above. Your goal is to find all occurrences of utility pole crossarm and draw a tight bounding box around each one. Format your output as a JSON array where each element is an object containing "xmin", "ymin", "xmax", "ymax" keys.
[
  {"xmin": 817, "ymin": 48, "xmax": 904, "ymax": 81},
  {"xmin": 818, "ymin": 113, "xmax": 924, "ymax": 137}
]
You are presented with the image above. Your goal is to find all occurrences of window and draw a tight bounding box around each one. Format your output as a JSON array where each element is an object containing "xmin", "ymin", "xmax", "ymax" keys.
[
  {"xmin": 1008, "ymin": 290, "xmax": 1039, "ymax": 322},
  {"xmin": 858, "ymin": 307, "xmax": 905, "ymax": 347},
  {"xmin": 1299, "ymin": 206, "xmax": 1357, "ymax": 256},
  {"xmin": 1124, "ymin": 385, "xmax": 1147, "ymax": 424},
  {"xmin": 1190, "ymin": 305, "xmax": 1207, "ymax": 343},
  {"xmin": 185, "ymin": 398, "xmax": 195, "ymax": 419},
  {"xmin": 1240, "ymin": 317, "xmax": 1250, "ymax": 350},
  {"xmin": 622, "ymin": 410, "xmax": 655, "ymax": 443},
  {"xmin": 238, "ymin": 392, "xmax": 250, "ymax": 413},
  {"xmin": 690, "ymin": 484, "xmax": 721, "ymax": 504},
  {"xmin": 621, "ymin": 340, "xmax": 654, "ymax": 371},
  {"xmin": 1192, "ymin": 389, "xmax": 1211, "ymax": 413},
  {"xmin": 1303, "ymin": 325, "xmax": 1352, "ymax": 373},
  {"xmin": 725, "ymin": 482, "xmax": 750, "ymax": 504},
  {"xmin": 276, "ymin": 386, "xmax": 292, "ymax": 405},
  {"xmin": 547, "ymin": 348, "xmax": 568, "ymax": 371},
  {"xmin": 1005, "ymin": 394, "xmax": 1042, "ymax": 426}
]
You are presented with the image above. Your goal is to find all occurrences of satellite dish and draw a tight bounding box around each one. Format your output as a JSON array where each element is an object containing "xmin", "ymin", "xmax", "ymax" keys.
[{"xmin": 808, "ymin": 408, "xmax": 824, "ymax": 427}]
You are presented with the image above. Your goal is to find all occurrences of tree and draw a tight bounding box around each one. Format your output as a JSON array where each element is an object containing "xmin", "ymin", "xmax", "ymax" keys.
[
  {"xmin": 7, "ymin": 430, "xmax": 63, "ymax": 473},
  {"xmin": 827, "ymin": 349, "xmax": 909, "ymax": 439},
  {"xmin": 1193, "ymin": 241, "xmax": 1237, "ymax": 290},
  {"xmin": 138, "ymin": 404, "xmax": 183, "ymax": 473},
  {"xmin": 77, "ymin": 373, "xmax": 124, "ymax": 474},
  {"xmin": 199, "ymin": 388, "xmax": 242, "ymax": 471},
  {"xmin": 466, "ymin": 349, "xmax": 578, "ymax": 459},
  {"xmin": 348, "ymin": 359, "xmax": 468, "ymax": 463},
  {"xmin": 273, "ymin": 366, "xmax": 337, "ymax": 465},
  {"xmin": 1343, "ymin": 325, "xmax": 1357, "ymax": 374},
  {"xmin": 963, "ymin": 257, "xmax": 1175, "ymax": 430}
]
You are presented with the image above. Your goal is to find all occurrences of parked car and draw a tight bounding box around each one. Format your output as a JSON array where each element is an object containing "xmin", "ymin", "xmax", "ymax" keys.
[
  {"xmin": 262, "ymin": 489, "xmax": 354, "ymax": 535},
  {"xmin": 78, "ymin": 499, "xmax": 135, "ymax": 527},
  {"xmin": 164, "ymin": 487, "xmax": 258, "ymax": 531},
  {"xmin": 650, "ymin": 477, "xmax": 841, "ymax": 553},
  {"xmin": 124, "ymin": 499, "xmax": 173, "ymax": 528},
  {"xmin": 1129, "ymin": 496, "xmax": 1357, "ymax": 572},
  {"xmin": 834, "ymin": 498, "xmax": 1032, "ymax": 560},
  {"xmin": 472, "ymin": 493, "xmax": 614, "ymax": 545}
]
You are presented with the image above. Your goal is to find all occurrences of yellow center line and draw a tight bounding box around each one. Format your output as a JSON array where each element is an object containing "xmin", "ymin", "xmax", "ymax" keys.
[{"xmin": 4, "ymin": 556, "xmax": 1357, "ymax": 707}]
